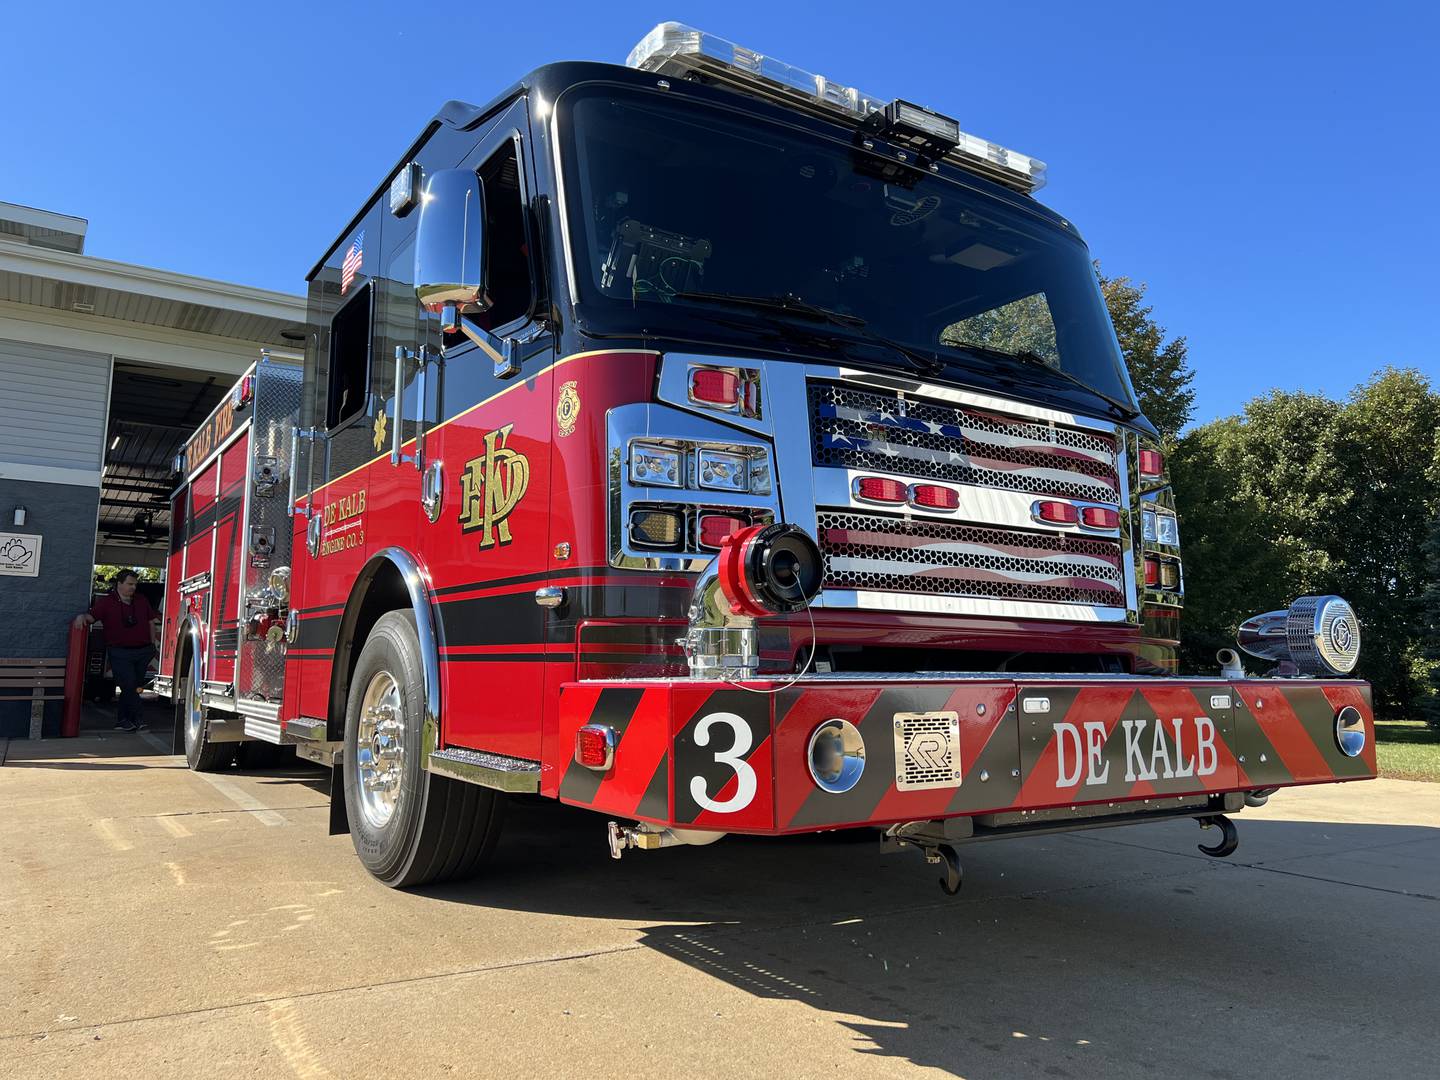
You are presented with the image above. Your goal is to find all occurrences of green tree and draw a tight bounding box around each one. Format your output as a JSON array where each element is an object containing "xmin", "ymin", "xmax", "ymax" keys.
[
  {"xmin": 1097, "ymin": 268, "xmax": 1195, "ymax": 440},
  {"xmin": 1419, "ymin": 506, "xmax": 1440, "ymax": 729},
  {"xmin": 1172, "ymin": 368, "xmax": 1440, "ymax": 717}
]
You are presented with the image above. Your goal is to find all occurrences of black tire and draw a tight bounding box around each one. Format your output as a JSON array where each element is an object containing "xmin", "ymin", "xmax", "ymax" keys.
[
  {"xmin": 343, "ymin": 610, "xmax": 504, "ymax": 888},
  {"xmin": 178, "ymin": 665, "xmax": 234, "ymax": 772}
]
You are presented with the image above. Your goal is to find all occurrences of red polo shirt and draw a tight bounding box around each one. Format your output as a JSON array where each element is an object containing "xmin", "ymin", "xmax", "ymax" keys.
[{"xmin": 90, "ymin": 592, "xmax": 157, "ymax": 648}]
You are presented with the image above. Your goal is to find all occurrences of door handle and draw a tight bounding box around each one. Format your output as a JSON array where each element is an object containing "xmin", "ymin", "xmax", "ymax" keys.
[{"xmin": 393, "ymin": 345, "xmax": 433, "ymax": 472}]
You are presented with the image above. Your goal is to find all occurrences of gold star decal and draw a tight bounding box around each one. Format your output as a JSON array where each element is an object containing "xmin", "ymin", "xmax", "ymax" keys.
[{"xmin": 373, "ymin": 409, "xmax": 388, "ymax": 453}]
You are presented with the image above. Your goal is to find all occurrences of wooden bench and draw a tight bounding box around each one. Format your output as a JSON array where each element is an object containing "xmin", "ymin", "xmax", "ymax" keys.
[{"xmin": 0, "ymin": 658, "xmax": 67, "ymax": 739}]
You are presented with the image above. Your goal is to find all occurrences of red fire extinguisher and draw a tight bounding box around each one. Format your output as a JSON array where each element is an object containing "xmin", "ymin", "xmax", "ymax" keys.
[{"xmin": 62, "ymin": 618, "xmax": 88, "ymax": 738}]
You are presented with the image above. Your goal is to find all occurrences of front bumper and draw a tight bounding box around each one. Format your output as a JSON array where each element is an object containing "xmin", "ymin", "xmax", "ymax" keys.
[{"xmin": 553, "ymin": 674, "xmax": 1375, "ymax": 834}]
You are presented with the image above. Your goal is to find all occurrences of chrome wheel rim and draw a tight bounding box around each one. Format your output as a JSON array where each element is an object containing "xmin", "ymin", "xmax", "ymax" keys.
[
  {"xmin": 355, "ymin": 670, "xmax": 405, "ymax": 829},
  {"xmin": 184, "ymin": 673, "xmax": 203, "ymax": 751}
]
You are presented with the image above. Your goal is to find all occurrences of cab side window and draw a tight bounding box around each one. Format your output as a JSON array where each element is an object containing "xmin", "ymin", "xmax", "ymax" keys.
[
  {"xmin": 327, "ymin": 282, "xmax": 373, "ymax": 429},
  {"xmin": 473, "ymin": 140, "xmax": 534, "ymax": 331}
]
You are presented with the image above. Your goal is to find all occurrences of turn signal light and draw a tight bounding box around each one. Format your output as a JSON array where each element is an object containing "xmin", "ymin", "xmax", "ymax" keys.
[
  {"xmin": 575, "ymin": 724, "xmax": 615, "ymax": 771},
  {"xmin": 231, "ymin": 375, "xmax": 255, "ymax": 411},
  {"xmin": 629, "ymin": 509, "xmax": 682, "ymax": 548},
  {"xmin": 1080, "ymin": 505, "xmax": 1119, "ymax": 529},
  {"xmin": 1159, "ymin": 561, "xmax": 1180, "ymax": 589},
  {"xmin": 699, "ymin": 513, "xmax": 746, "ymax": 550},
  {"xmin": 1144, "ymin": 558, "xmax": 1160, "ymax": 587},
  {"xmin": 1139, "ymin": 449, "xmax": 1164, "ymax": 478},
  {"xmin": 855, "ymin": 476, "xmax": 908, "ymax": 503},
  {"xmin": 911, "ymin": 484, "xmax": 959, "ymax": 510},
  {"xmin": 1034, "ymin": 500, "xmax": 1079, "ymax": 525},
  {"xmin": 690, "ymin": 367, "xmax": 739, "ymax": 406}
]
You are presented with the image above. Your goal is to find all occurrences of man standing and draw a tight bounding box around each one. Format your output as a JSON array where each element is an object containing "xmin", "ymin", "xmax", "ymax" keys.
[{"xmin": 75, "ymin": 571, "xmax": 161, "ymax": 732}]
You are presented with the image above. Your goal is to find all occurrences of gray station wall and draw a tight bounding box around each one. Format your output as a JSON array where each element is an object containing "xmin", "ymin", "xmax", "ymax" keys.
[
  {"xmin": 0, "ymin": 478, "xmax": 100, "ymax": 737},
  {"xmin": 0, "ymin": 338, "xmax": 109, "ymax": 737},
  {"xmin": 0, "ymin": 339, "xmax": 110, "ymax": 473}
]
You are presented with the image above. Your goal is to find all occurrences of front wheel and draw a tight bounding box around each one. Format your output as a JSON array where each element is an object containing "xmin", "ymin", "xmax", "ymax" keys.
[
  {"xmin": 178, "ymin": 665, "xmax": 234, "ymax": 772},
  {"xmin": 343, "ymin": 610, "xmax": 504, "ymax": 888}
]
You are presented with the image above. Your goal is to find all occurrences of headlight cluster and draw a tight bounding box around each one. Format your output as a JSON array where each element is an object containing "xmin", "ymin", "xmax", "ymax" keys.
[
  {"xmin": 629, "ymin": 439, "xmax": 772, "ymax": 495},
  {"xmin": 1142, "ymin": 507, "xmax": 1180, "ymax": 547}
]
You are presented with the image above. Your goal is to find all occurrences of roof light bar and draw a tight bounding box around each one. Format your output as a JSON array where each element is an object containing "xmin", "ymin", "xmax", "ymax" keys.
[{"xmin": 626, "ymin": 22, "xmax": 1047, "ymax": 194}]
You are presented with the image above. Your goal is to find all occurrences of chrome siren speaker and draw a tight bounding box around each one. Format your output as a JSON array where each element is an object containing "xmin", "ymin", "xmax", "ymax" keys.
[{"xmin": 1236, "ymin": 595, "xmax": 1361, "ymax": 676}]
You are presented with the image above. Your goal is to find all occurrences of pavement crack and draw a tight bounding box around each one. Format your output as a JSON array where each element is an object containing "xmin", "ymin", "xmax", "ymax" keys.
[
  {"xmin": 1238, "ymin": 862, "xmax": 1438, "ymax": 901},
  {"xmin": 0, "ymin": 942, "xmax": 650, "ymax": 1043}
]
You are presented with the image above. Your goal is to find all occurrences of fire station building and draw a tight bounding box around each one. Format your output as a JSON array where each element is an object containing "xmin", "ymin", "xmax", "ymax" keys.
[{"xmin": 0, "ymin": 202, "xmax": 305, "ymax": 737}]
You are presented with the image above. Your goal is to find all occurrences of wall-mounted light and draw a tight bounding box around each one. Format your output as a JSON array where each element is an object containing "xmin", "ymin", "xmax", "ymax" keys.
[
  {"xmin": 109, "ymin": 433, "xmax": 121, "ymax": 451},
  {"xmin": 12, "ymin": 505, "xmax": 26, "ymax": 527}
]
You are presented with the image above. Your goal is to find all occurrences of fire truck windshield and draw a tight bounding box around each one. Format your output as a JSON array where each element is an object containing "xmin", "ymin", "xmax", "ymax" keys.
[{"xmin": 559, "ymin": 86, "xmax": 1137, "ymax": 411}]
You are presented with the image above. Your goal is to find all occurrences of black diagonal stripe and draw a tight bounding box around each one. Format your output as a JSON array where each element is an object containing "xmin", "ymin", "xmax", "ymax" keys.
[
  {"xmin": 1186, "ymin": 686, "xmax": 1293, "ymax": 787},
  {"xmin": 1283, "ymin": 685, "xmax": 1373, "ymax": 779},
  {"xmin": 558, "ymin": 687, "xmax": 645, "ymax": 804},
  {"xmin": 1232, "ymin": 692, "xmax": 1298, "ymax": 787},
  {"xmin": 637, "ymin": 751, "xmax": 670, "ymax": 821},
  {"xmin": 788, "ymin": 685, "xmax": 954, "ymax": 829},
  {"xmin": 947, "ymin": 700, "xmax": 1022, "ymax": 813},
  {"xmin": 671, "ymin": 688, "xmax": 772, "ymax": 824}
]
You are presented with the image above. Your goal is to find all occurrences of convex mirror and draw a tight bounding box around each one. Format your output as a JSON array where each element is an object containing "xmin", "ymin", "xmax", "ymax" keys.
[{"xmin": 414, "ymin": 169, "xmax": 492, "ymax": 315}]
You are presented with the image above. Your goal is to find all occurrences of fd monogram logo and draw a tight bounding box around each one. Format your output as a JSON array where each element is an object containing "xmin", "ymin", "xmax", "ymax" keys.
[{"xmin": 458, "ymin": 425, "xmax": 530, "ymax": 548}]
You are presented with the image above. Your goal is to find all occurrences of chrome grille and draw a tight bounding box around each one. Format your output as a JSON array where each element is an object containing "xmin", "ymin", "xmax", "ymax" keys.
[
  {"xmin": 818, "ymin": 511, "xmax": 1125, "ymax": 607},
  {"xmin": 809, "ymin": 382, "xmax": 1118, "ymax": 501}
]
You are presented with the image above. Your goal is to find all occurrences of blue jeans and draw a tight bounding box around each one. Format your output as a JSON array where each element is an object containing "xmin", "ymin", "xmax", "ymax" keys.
[{"xmin": 108, "ymin": 646, "xmax": 155, "ymax": 725}]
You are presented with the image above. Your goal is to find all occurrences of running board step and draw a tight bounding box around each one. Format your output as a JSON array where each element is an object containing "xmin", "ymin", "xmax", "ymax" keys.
[
  {"xmin": 286, "ymin": 716, "xmax": 328, "ymax": 741},
  {"xmin": 427, "ymin": 748, "xmax": 542, "ymax": 793}
]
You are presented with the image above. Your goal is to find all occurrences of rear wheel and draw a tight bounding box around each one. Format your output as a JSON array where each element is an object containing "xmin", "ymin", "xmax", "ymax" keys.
[
  {"xmin": 178, "ymin": 665, "xmax": 233, "ymax": 772},
  {"xmin": 343, "ymin": 610, "xmax": 504, "ymax": 888}
]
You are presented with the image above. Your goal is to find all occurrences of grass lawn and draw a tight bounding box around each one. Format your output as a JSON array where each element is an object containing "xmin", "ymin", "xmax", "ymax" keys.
[{"xmin": 1374, "ymin": 720, "xmax": 1440, "ymax": 782}]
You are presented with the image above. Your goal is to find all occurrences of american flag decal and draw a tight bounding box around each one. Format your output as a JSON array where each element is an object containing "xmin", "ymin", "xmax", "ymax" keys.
[{"xmin": 341, "ymin": 230, "xmax": 364, "ymax": 295}]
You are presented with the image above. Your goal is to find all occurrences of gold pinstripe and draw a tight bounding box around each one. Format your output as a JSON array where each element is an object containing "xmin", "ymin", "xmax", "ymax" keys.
[{"xmin": 295, "ymin": 348, "xmax": 661, "ymax": 501}]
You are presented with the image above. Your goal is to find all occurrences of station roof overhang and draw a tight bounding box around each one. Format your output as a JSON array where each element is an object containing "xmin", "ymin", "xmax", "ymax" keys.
[{"xmin": 0, "ymin": 234, "xmax": 307, "ymax": 373}]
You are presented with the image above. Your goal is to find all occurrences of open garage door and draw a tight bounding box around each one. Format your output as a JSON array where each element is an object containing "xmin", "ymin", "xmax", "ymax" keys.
[{"xmin": 98, "ymin": 361, "xmax": 229, "ymax": 569}]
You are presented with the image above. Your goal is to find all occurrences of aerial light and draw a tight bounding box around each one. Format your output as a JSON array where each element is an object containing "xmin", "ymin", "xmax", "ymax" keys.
[{"xmin": 625, "ymin": 22, "xmax": 1046, "ymax": 193}]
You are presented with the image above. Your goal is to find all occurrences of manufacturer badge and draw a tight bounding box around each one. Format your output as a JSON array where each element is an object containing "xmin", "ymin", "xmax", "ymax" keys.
[
  {"xmin": 556, "ymin": 380, "xmax": 581, "ymax": 438},
  {"xmin": 893, "ymin": 711, "xmax": 962, "ymax": 791}
]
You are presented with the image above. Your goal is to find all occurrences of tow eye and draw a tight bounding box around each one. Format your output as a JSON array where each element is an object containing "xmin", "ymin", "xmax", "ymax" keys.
[
  {"xmin": 1196, "ymin": 814, "xmax": 1239, "ymax": 858},
  {"xmin": 882, "ymin": 819, "xmax": 970, "ymax": 895}
]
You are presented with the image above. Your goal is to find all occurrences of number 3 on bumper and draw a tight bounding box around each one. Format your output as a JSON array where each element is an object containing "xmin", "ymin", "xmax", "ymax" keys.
[{"xmin": 690, "ymin": 712, "xmax": 757, "ymax": 814}]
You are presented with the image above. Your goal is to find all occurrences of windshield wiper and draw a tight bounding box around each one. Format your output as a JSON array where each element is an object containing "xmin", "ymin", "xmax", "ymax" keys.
[
  {"xmin": 671, "ymin": 290, "xmax": 945, "ymax": 377},
  {"xmin": 942, "ymin": 341, "xmax": 1141, "ymax": 421}
]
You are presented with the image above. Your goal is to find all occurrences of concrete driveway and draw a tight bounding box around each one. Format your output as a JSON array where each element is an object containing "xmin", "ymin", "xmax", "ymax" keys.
[{"xmin": 2, "ymin": 725, "xmax": 1436, "ymax": 1079}]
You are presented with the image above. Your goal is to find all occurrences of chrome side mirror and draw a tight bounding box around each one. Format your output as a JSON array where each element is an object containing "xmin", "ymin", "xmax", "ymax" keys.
[{"xmin": 414, "ymin": 169, "xmax": 491, "ymax": 315}]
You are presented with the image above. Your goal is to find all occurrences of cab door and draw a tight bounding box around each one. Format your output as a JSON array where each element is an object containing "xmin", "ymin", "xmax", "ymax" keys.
[
  {"xmin": 286, "ymin": 208, "xmax": 386, "ymax": 725},
  {"xmin": 420, "ymin": 106, "xmax": 556, "ymax": 761}
]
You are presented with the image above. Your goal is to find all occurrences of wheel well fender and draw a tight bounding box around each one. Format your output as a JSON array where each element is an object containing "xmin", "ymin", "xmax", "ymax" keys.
[
  {"xmin": 171, "ymin": 619, "xmax": 204, "ymax": 754},
  {"xmin": 327, "ymin": 547, "xmax": 441, "ymax": 743},
  {"xmin": 174, "ymin": 618, "xmax": 204, "ymax": 684}
]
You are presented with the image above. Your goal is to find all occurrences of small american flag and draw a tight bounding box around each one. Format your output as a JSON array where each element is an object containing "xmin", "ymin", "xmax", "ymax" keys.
[{"xmin": 341, "ymin": 230, "xmax": 364, "ymax": 294}]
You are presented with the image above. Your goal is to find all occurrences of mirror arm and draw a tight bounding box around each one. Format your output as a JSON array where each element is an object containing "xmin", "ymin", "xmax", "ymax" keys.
[{"xmin": 441, "ymin": 303, "xmax": 544, "ymax": 381}]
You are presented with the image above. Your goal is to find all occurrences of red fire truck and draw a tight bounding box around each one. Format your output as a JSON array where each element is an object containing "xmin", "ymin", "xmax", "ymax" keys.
[
  {"xmin": 156, "ymin": 353, "xmax": 302, "ymax": 767},
  {"xmin": 158, "ymin": 24, "xmax": 1375, "ymax": 893}
]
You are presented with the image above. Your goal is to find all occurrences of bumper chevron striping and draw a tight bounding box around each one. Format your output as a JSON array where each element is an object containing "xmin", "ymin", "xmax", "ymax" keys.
[{"xmin": 552, "ymin": 676, "xmax": 1375, "ymax": 834}]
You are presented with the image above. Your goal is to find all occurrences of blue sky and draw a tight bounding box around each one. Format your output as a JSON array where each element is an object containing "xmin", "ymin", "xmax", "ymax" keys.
[{"xmin": 2, "ymin": 2, "xmax": 1434, "ymax": 424}]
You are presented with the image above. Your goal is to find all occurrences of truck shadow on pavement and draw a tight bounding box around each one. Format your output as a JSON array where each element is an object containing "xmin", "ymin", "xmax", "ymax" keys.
[{"xmin": 420, "ymin": 798, "xmax": 1438, "ymax": 1079}]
